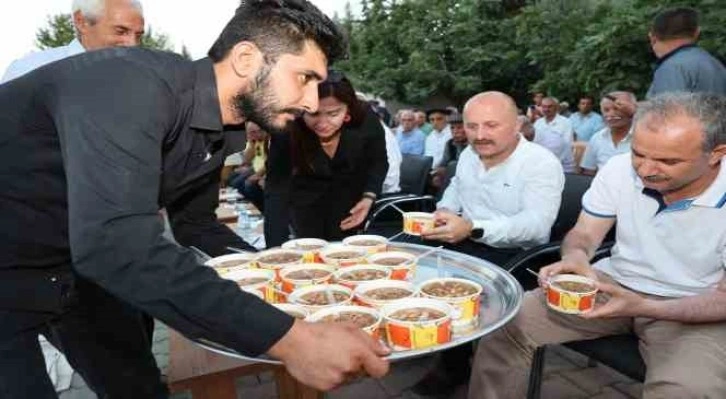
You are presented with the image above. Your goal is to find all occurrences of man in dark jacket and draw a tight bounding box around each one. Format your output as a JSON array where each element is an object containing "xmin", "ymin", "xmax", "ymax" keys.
[
  {"xmin": 0, "ymin": 1, "xmax": 389, "ymax": 398},
  {"xmin": 647, "ymin": 7, "xmax": 726, "ymax": 98}
]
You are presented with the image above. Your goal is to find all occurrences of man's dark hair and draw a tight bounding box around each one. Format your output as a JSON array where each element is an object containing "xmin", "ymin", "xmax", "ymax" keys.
[
  {"xmin": 651, "ymin": 7, "xmax": 699, "ymax": 41},
  {"xmin": 579, "ymin": 95, "xmax": 595, "ymax": 103},
  {"xmin": 208, "ymin": 0, "xmax": 347, "ymax": 64}
]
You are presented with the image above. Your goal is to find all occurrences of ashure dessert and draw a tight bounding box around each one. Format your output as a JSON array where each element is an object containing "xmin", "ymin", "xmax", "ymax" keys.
[{"xmin": 389, "ymin": 307, "xmax": 447, "ymax": 322}]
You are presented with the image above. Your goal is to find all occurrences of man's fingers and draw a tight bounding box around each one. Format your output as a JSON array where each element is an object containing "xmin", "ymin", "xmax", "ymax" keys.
[{"xmin": 359, "ymin": 347, "xmax": 390, "ymax": 379}]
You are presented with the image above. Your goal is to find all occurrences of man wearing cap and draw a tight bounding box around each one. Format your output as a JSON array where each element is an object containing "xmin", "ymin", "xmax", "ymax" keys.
[
  {"xmin": 424, "ymin": 108, "xmax": 453, "ymax": 168},
  {"xmin": 431, "ymin": 113, "xmax": 467, "ymax": 190}
]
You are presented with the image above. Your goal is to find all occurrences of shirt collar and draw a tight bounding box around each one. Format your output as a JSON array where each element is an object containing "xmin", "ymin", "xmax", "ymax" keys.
[
  {"xmin": 68, "ymin": 38, "xmax": 85, "ymax": 54},
  {"xmin": 655, "ymin": 43, "xmax": 698, "ymax": 67},
  {"xmin": 602, "ymin": 125, "xmax": 634, "ymax": 142},
  {"xmin": 634, "ymin": 157, "xmax": 726, "ymax": 209},
  {"xmin": 189, "ymin": 58, "xmax": 224, "ymax": 132}
]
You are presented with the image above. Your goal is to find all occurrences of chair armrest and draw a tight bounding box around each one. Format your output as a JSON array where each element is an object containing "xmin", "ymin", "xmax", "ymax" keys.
[{"xmin": 504, "ymin": 241, "xmax": 615, "ymax": 274}]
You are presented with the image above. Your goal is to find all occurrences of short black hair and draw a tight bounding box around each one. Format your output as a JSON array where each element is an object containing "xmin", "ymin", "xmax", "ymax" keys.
[
  {"xmin": 208, "ymin": 0, "xmax": 347, "ymax": 64},
  {"xmin": 651, "ymin": 7, "xmax": 699, "ymax": 41},
  {"xmin": 579, "ymin": 95, "xmax": 595, "ymax": 103}
]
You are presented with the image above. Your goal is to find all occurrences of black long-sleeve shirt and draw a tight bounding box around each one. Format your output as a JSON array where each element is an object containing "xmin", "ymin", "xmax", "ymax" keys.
[{"xmin": 0, "ymin": 48, "xmax": 292, "ymax": 355}]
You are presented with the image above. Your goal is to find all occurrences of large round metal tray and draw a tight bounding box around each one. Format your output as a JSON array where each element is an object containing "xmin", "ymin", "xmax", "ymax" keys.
[{"xmin": 194, "ymin": 242, "xmax": 523, "ymax": 363}]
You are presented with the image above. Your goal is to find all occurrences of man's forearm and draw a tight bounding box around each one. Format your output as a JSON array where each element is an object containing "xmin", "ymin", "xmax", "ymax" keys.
[
  {"xmin": 640, "ymin": 289, "xmax": 726, "ymax": 323},
  {"xmin": 560, "ymin": 228, "xmax": 601, "ymax": 263}
]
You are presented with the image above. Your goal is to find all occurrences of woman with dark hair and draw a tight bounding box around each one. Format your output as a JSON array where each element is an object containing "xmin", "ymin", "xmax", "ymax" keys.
[{"xmin": 268, "ymin": 70, "xmax": 388, "ymax": 241}]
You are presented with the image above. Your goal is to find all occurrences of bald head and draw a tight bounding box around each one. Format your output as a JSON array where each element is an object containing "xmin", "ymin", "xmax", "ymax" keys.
[
  {"xmin": 463, "ymin": 92, "xmax": 519, "ymax": 122},
  {"xmin": 462, "ymin": 91, "xmax": 523, "ymax": 166}
]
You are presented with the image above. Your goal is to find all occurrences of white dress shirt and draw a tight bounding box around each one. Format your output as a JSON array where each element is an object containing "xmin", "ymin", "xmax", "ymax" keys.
[
  {"xmin": 438, "ymin": 137, "xmax": 565, "ymax": 249},
  {"xmin": 382, "ymin": 122, "xmax": 402, "ymax": 193},
  {"xmin": 424, "ymin": 125, "xmax": 452, "ymax": 167},
  {"xmin": 533, "ymin": 127, "xmax": 575, "ymax": 173},
  {"xmin": 2, "ymin": 39, "xmax": 85, "ymax": 83},
  {"xmin": 585, "ymin": 153, "xmax": 726, "ymax": 297}
]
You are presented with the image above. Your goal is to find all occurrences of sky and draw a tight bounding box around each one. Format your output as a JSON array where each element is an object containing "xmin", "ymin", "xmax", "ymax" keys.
[{"xmin": 0, "ymin": 0, "xmax": 360, "ymax": 74}]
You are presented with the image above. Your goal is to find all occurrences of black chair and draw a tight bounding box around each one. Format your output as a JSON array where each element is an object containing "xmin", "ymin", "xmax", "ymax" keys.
[
  {"xmin": 363, "ymin": 155, "xmax": 435, "ymax": 235},
  {"xmin": 399, "ymin": 154, "xmax": 434, "ymax": 196},
  {"xmin": 549, "ymin": 173, "xmax": 593, "ymax": 241},
  {"xmin": 436, "ymin": 160, "xmax": 458, "ymax": 199},
  {"xmin": 504, "ymin": 243, "xmax": 645, "ymax": 399}
]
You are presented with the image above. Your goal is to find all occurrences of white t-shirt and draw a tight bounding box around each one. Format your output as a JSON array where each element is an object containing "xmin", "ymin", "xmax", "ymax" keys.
[
  {"xmin": 584, "ymin": 153, "xmax": 726, "ymax": 297},
  {"xmin": 438, "ymin": 136, "xmax": 564, "ymax": 249}
]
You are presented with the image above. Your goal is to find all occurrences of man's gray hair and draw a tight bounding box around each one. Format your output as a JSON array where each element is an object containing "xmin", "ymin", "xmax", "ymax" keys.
[
  {"xmin": 604, "ymin": 91, "xmax": 637, "ymax": 103},
  {"xmin": 634, "ymin": 92, "xmax": 726, "ymax": 152},
  {"xmin": 72, "ymin": 0, "xmax": 143, "ymax": 24}
]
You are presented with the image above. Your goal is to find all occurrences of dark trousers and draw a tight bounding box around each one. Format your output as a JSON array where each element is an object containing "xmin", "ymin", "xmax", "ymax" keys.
[{"xmin": 0, "ymin": 277, "xmax": 168, "ymax": 399}]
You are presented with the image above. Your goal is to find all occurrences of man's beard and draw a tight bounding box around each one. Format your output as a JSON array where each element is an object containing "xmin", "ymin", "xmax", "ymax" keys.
[{"xmin": 232, "ymin": 65, "xmax": 302, "ymax": 135}]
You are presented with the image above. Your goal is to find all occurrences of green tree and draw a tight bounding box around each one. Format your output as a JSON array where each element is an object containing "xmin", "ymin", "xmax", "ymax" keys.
[
  {"xmin": 340, "ymin": 0, "xmax": 726, "ymax": 107},
  {"xmin": 35, "ymin": 13, "xmax": 177, "ymax": 53},
  {"xmin": 36, "ymin": 14, "xmax": 75, "ymax": 49}
]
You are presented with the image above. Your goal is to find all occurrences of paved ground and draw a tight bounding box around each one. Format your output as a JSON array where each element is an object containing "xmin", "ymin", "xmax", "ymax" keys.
[{"xmin": 59, "ymin": 321, "xmax": 642, "ymax": 399}]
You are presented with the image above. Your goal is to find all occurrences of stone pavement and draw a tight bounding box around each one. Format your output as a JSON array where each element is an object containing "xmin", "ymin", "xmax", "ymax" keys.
[{"xmin": 59, "ymin": 321, "xmax": 642, "ymax": 399}]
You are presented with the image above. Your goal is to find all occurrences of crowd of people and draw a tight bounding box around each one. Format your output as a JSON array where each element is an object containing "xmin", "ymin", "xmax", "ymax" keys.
[{"xmin": 1, "ymin": 1, "xmax": 725, "ymax": 399}]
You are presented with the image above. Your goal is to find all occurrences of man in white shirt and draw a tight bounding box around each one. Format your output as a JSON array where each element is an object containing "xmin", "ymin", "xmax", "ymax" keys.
[
  {"xmin": 580, "ymin": 91, "xmax": 637, "ymax": 174},
  {"xmin": 533, "ymin": 97, "xmax": 576, "ymax": 172},
  {"xmin": 470, "ymin": 92, "xmax": 726, "ymax": 399},
  {"xmin": 381, "ymin": 121, "xmax": 402, "ymax": 194},
  {"xmin": 424, "ymin": 108, "xmax": 452, "ymax": 167},
  {"xmin": 424, "ymin": 92, "xmax": 564, "ymax": 263},
  {"xmin": 2, "ymin": 0, "xmax": 145, "ymax": 83},
  {"xmin": 412, "ymin": 92, "xmax": 565, "ymax": 397}
]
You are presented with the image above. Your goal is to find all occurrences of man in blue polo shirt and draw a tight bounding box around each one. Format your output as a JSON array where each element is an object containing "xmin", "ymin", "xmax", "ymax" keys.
[{"xmin": 469, "ymin": 92, "xmax": 726, "ymax": 399}]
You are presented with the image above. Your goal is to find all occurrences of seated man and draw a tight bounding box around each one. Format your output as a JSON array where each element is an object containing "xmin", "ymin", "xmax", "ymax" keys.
[
  {"xmin": 229, "ymin": 121, "xmax": 269, "ymax": 211},
  {"xmin": 533, "ymin": 97, "xmax": 576, "ymax": 172},
  {"xmin": 469, "ymin": 92, "xmax": 726, "ymax": 399},
  {"xmin": 413, "ymin": 92, "xmax": 564, "ymax": 396},
  {"xmin": 580, "ymin": 91, "xmax": 637, "ymax": 175},
  {"xmin": 395, "ymin": 109, "xmax": 426, "ymax": 156},
  {"xmin": 431, "ymin": 112, "xmax": 467, "ymax": 190},
  {"xmin": 423, "ymin": 92, "xmax": 564, "ymax": 265}
]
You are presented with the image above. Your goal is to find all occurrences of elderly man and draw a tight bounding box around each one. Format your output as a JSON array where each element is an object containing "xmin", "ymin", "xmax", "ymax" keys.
[
  {"xmin": 0, "ymin": 1, "xmax": 390, "ymax": 398},
  {"xmin": 470, "ymin": 92, "xmax": 726, "ymax": 399},
  {"xmin": 424, "ymin": 108, "xmax": 453, "ymax": 167},
  {"xmin": 2, "ymin": 0, "xmax": 145, "ymax": 83},
  {"xmin": 580, "ymin": 91, "xmax": 637, "ymax": 175},
  {"xmin": 396, "ymin": 109, "xmax": 426, "ymax": 156},
  {"xmin": 570, "ymin": 95, "xmax": 605, "ymax": 142},
  {"xmin": 413, "ymin": 92, "xmax": 564, "ymax": 396},
  {"xmin": 431, "ymin": 112, "xmax": 467, "ymax": 189},
  {"xmin": 647, "ymin": 7, "xmax": 726, "ymax": 98},
  {"xmin": 533, "ymin": 96, "xmax": 576, "ymax": 172}
]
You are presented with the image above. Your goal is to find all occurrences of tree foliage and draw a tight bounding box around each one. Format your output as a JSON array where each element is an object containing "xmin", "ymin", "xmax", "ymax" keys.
[
  {"xmin": 339, "ymin": 0, "xmax": 726, "ymax": 106},
  {"xmin": 36, "ymin": 13, "xmax": 178, "ymax": 53}
]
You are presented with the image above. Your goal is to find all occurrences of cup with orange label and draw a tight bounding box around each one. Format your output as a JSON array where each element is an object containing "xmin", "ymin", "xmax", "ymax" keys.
[
  {"xmin": 382, "ymin": 298, "xmax": 453, "ymax": 351},
  {"xmin": 545, "ymin": 274, "xmax": 598, "ymax": 314}
]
